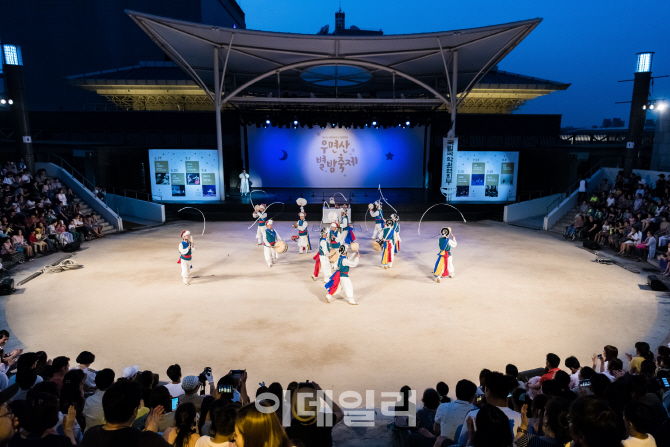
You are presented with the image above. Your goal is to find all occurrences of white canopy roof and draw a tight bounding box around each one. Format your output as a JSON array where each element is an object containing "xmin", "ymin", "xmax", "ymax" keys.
[{"xmin": 126, "ymin": 10, "xmax": 542, "ymax": 109}]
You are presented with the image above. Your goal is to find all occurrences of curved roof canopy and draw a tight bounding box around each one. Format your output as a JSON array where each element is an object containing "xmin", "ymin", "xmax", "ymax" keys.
[{"xmin": 126, "ymin": 10, "xmax": 542, "ymax": 110}]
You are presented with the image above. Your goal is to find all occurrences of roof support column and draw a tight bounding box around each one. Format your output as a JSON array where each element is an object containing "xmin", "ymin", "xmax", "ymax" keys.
[
  {"xmin": 214, "ymin": 46, "xmax": 226, "ymax": 201},
  {"xmin": 448, "ymin": 50, "xmax": 458, "ymax": 138}
]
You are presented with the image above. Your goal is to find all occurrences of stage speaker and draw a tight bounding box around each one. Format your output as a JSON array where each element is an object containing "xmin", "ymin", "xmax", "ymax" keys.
[
  {"xmin": 583, "ymin": 240, "xmax": 600, "ymax": 250},
  {"xmin": 647, "ymin": 275, "xmax": 668, "ymax": 291},
  {"xmin": 62, "ymin": 241, "xmax": 81, "ymax": 253},
  {"xmin": 0, "ymin": 278, "xmax": 15, "ymax": 296}
]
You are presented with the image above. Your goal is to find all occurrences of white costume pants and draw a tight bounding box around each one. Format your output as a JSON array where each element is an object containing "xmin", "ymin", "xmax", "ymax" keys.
[
  {"xmin": 264, "ymin": 246, "xmax": 278, "ymax": 266},
  {"xmin": 298, "ymin": 235, "xmax": 309, "ymax": 253},
  {"xmin": 447, "ymin": 257, "xmax": 454, "ymax": 277},
  {"xmin": 180, "ymin": 261, "xmax": 191, "ymax": 282},
  {"xmin": 372, "ymin": 224, "xmax": 383, "ymax": 240},
  {"xmin": 332, "ymin": 277, "xmax": 354, "ymax": 299},
  {"xmin": 319, "ymin": 255, "xmax": 331, "ymax": 282},
  {"xmin": 256, "ymin": 226, "xmax": 265, "ymax": 244},
  {"xmin": 340, "ymin": 229, "xmax": 349, "ymax": 246}
]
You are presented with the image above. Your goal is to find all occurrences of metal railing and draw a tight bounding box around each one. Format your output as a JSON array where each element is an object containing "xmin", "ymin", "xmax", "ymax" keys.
[
  {"xmin": 544, "ymin": 160, "xmax": 604, "ymax": 217},
  {"xmin": 110, "ymin": 187, "xmax": 163, "ymax": 204},
  {"xmin": 514, "ymin": 188, "xmax": 559, "ymax": 204}
]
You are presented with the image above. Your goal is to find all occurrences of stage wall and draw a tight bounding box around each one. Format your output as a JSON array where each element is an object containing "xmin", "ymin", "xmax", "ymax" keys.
[
  {"xmin": 247, "ymin": 126, "xmax": 425, "ymax": 188},
  {"xmin": 148, "ymin": 149, "xmax": 221, "ymax": 202}
]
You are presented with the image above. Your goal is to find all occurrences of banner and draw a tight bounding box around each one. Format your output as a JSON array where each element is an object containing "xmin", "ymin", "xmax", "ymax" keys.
[
  {"xmin": 148, "ymin": 149, "xmax": 220, "ymax": 202},
  {"xmin": 247, "ymin": 126, "xmax": 424, "ymax": 188}
]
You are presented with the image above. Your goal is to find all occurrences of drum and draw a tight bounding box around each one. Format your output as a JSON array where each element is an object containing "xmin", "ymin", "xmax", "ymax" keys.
[
  {"xmin": 328, "ymin": 248, "xmax": 339, "ymax": 263},
  {"xmin": 368, "ymin": 203, "xmax": 374, "ymax": 210},
  {"xmin": 371, "ymin": 240, "xmax": 382, "ymax": 252},
  {"xmin": 350, "ymin": 242, "xmax": 360, "ymax": 253},
  {"xmin": 274, "ymin": 240, "xmax": 288, "ymax": 254}
]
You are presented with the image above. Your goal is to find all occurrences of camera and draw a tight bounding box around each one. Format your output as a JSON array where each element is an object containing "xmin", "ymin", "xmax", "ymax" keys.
[
  {"xmin": 298, "ymin": 380, "xmax": 315, "ymax": 389},
  {"xmin": 198, "ymin": 367, "xmax": 211, "ymax": 384}
]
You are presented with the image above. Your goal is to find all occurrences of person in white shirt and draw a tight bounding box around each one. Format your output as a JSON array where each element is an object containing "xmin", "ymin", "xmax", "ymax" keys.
[
  {"xmin": 239, "ymin": 170, "xmax": 250, "ymax": 196},
  {"xmin": 57, "ymin": 189, "xmax": 67, "ymax": 206},
  {"xmin": 432, "ymin": 380, "xmax": 477, "ymax": 443},
  {"xmin": 82, "ymin": 368, "xmax": 115, "ymax": 431},
  {"xmin": 622, "ymin": 401, "xmax": 657, "ymax": 447},
  {"xmin": 195, "ymin": 399, "xmax": 237, "ymax": 447},
  {"xmin": 165, "ymin": 364, "xmax": 185, "ymax": 398},
  {"xmin": 458, "ymin": 372, "xmax": 521, "ymax": 445},
  {"xmin": 620, "ymin": 228, "xmax": 643, "ymax": 256},
  {"xmin": 565, "ymin": 356, "xmax": 582, "ymax": 390},
  {"xmin": 73, "ymin": 351, "xmax": 97, "ymax": 391}
]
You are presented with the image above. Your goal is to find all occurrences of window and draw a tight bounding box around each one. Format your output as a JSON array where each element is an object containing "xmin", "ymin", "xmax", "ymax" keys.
[{"xmin": 2, "ymin": 45, "xmax": 22, "ymax": 66}]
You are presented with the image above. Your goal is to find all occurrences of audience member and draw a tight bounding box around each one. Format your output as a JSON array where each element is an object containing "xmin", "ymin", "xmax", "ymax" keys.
[{"xmin": 82, "ymin": 368, "xmax": 115, "ymax": 432}]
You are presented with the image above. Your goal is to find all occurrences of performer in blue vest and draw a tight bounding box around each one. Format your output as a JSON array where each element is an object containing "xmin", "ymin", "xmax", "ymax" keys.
[
  {"xmin": 340, "ymin": 207, "xmax": 356, "ymax": 248},
  {"xmin": 177, "ymin": 230, "xmax": 194, "ymax": 285},
  {"xmin": 433, "ymin": 227, "xmax": 457, "ymax": 282},
  {"xmin": 253, "ymin": 204, "xmax": 267, "ymax": 245},
  {"xmin": 262, "ymin": 220, "xmax": 282, "ymax": 267},
  {"xmin": 380, "ymin": 218, "xmax": 395, "ymax": 269},
  {"xmin": 325, "ymin": 245, "xmax": 360, "ymax": 305},
  {"xmin": 369, "ymin": 201, "xmax": 384, "ymax": 240},
  {"xmin": 296, "ymin": 212, "xmax": 311, "ymax": 254},
  {"xmin": 311, "ymin": 227, "xmax": 331, "ymax": 282},
  {"xmin": 391, "ymin": 213, "xmax": 401, "ymax": 254}
]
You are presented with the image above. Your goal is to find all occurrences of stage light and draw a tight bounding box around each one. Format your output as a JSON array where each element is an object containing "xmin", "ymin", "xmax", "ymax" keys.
[
  {"xmin": 293, "ymin": 120, "xmax": 298, "ymax": 125},
  {"xmin": 635, "ymin": 52, "xmax": 654, "ymax": 73},
  {"xmin": 406, "ymin": 121, "xmax": 410, "ymax": 126},
  {"xmin": 266, "ymin": 119, "xmax": 271, "ymax": 124},
  {"xmin": 331, "ymin": 122, "xmax": 336, "ymax": 128},
  {"xmin": 658, "ymin": 103, "xmax": 667, "ymax": 112},
  {"xmin": 650, "ymin": 104, "xmax": 655, "ymax": 110},
  {"xmin": 372, "ymin": 121, "xmax": 377, "ymax": 126},
  {"xmin": 0, "ymin": 100, "xmax": 5, "ymax": 105},
  {"xmin": 7, "ymin": 100, "xmax": 12, "ymax": 105}
]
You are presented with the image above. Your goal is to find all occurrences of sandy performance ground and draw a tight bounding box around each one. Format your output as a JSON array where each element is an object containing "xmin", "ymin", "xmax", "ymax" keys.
[{"xmin": 6, "ymin": 220, "xmax": 669, "ymax": 405}]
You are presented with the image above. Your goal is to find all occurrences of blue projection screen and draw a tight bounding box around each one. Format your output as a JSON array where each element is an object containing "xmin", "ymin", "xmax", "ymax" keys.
[{"xmin": 247, "ymin": 126, "xmax": 424, "ymax": 188}]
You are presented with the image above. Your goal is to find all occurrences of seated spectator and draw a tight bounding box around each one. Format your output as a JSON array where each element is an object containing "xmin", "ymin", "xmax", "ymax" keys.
[
  {"xmin": 406, "ymin": 388, "xmax": 440, "ymax": 446},
  {"xmin": 162, "ymin": 402, "xmax": 200, "ymax": 447},
  {"xmin": 436, "ymin": 382, "xmax": 450, "ymax": 404},
  {"xmin": 623, "ymin": 401, "xmax": 657, "ymax": 447},
  {"xmin": 603, "ymin": 358, "xmax": 625, "ymax": 382},
  {"xmin": 15, "ymin": 392, "xmax": 77, "ymax": 446},
  {"xmin": 73, "ymin": 351, "xmax": 97, "ymax": 392},
  {"xmin": 235, "ymin": 402, "xmax": 292, "ymax": 447},
  {"xmin": 514, "ymin": 397, "xmax": 571, "ymax": 447},
  {"xmin": 461, "ymin": 404, "xmax": 513, "ymax": 447},
  {"xmin": 620, "ymin": 227, "xmax": 643, "ymax": 256},
  {"xmin": 49, "ymin": 356, "xmax": 70, "ymax": 391},
  {"xmin": 147, "ymin": 386, "xmax": 176, "ymax": 433},
  {"xmin": 285, "ymin": 382, "xmax": 344, "ymax": 447},
  {"xmin": 60, "ymin": 369, "xmax": 87, "ymax": 438},
  {"xmin": 565, "ymin": 356, "xmax": 582, "ymax": 390},
  {"xmin": 568, "ymin": 396, "xmax": 621, "ymax": 447},
  {"xmin": 628, "ymin": 342, "xmax": 655, "ymax": 374},
  {"xmin": 458, "ymin": 372, "xmax": 521, "ymax": 445},
  {"xmin": 178, "ymin": 374, "xmax": 214, "ymax": 414},
  {"xmin": 193, "ymin": 400, "xmax": 238, "ymax": 447},
  {"xmin": 528, "ymin": 353, "xmax": 561, "ymax": 392},
  {"xmin": 589, "ymin": 374, "xmax": 611, "ymax": 398},
  {"xmin": 82, "ymin": 368, "xmax": 115, "ymax": 432},
  {"xmin": 14, "ymin": 368, "xmax": 38, "ymax": 401},
  {"xmin": 593, "ymin": 345, "xmax": 619, "ymax": 374},
  {"xmin": 165, "ymin": 364, "xmax": 185, "ymax": 398},
  {"xmin": 433, "ymin": 379, "xmax": 477, "ymax": 444},
  {"xmin": 0, "ymin": 385, "xmax": 19, "ymax": 446},
  {"xmin": 55, "ymin": 221, "xmax": 73, "ymax": 245},
  {"xmin": 81, "ymin": 381, "xmax": 169, "ymax": 447},
  {"xmin": 11, "ymin": 230, "xmax": 33, "ymax": 260}
]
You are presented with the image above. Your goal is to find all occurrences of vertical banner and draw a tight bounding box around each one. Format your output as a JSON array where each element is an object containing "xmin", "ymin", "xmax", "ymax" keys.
[{"xmin": 441, "ymin": 137, "xmax": 458, "ymax": 194}]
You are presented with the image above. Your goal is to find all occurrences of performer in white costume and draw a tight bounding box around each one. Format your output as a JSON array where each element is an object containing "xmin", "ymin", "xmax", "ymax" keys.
[
  {"xmin": 177, "ymin": 230, "xmax": 194, "ymax": 285},
  {"xmin": 391, "ymin": 213, "xmax": 401, "ymax": 255},
  {"xmin": 311, "ymin": 228, "xmax": 331, "ymax": 282},
  {"xmin": 433, "ymin": 227, "xmax": 457, "ymax": 282},
  {"xmin": 295, "ymin": 212, "xmax": 311, "ymax": 254},
  {"xmin": 339, "ymin": 208, "xmax": 350, "ymax": 249},
  {"xmin": 325, "ymin": 245, "xmax": 360, "ymax": 305},
  {"xmin": 239, "ymin": 170, "xmax": 250, "ymax": 196},
  {"xmin": 262, "ymin": 220, "xmax": 282, "ymax": 267},
  {"xmin": 369, "ymin": 201, "xmax": 384, "ymax": 240},
  {"xmin": 253, "ymin": 204, "xmax": 267, "ymax": 245}
]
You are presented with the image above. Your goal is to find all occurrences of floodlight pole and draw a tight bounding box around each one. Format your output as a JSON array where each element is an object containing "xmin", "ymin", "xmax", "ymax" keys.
[
  {"xmin": 214, "ymin": 47, "xmax": 225, "ymax": 200},
  {"xmin": 448, "ymin": 50, "xmax": 458, "ymax": 138},
  {"xmin": 624, "ymin": 52, "xmax": 654, "ymax": 175}
]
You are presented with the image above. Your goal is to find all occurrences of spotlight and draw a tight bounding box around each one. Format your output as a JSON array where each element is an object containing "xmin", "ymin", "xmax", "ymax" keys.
[
  {"xmin": 650, "ymin": 104, "xmax": 654, "ymax": 110},
  {"xmin": 0, "ymin": 100, "xmax": 5, "ymax": 105},
  {"xmin": 331, "ymin": 122, "xmax": 336, "ymax": 128},
  {"xmin": 372, "ymin": 121, "xmax": 377, "ymax": 126},
  {"xmin": 266, "ymin": 119, "xmax": 271, "ymax": 124},
  {"xmin": 643, "ymin": 105, "xmax": 647, "ymax": 110},
  {"xmin": 293, "ymin": 120, "xmax": 298, "ymax": 125},
  {"xmin": 406, "ymin": 121, "xmax": 410, "ymax": 126},
  {"xmin": 658, "ymin": 103, "xmax": 667, "ymax": 112},
  {"xmin": 8, "ymin": 100, "xmax": 12, "ymax": 105}
]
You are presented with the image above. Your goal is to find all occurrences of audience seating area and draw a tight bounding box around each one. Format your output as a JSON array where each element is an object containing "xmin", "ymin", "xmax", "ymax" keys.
[
  {"xmin": 0, "ymin": 334, "xmax": 667, "ymax": 447},
  {"xmin": 0, "ymin": 160, "xmax": 112, "ymax": 270}
]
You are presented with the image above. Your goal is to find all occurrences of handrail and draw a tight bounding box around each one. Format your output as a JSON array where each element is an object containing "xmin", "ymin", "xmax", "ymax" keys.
[
  {"xmin": 544, "ymin": 160, "xmax": 604, "ymax": 217},
  {"xmin": 515, "ymin": 188, "xmax": 558, "ymax": 204},
  {"xmin": 110, "ymin": 187, "xmax": 163, "ymax": 204}
]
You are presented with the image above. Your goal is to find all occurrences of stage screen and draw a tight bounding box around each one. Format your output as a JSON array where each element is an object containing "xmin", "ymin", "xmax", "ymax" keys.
[
  {"xmin": 247, "ymin": 126, "xmax": 425, "ymax": 188},
  {"xmin": 452, "ymin": 151, "xmax": 519, "ymax": 201},
  {"xmin": 148, "ymin": 149, "xmax": 220, "ymax": 202}
]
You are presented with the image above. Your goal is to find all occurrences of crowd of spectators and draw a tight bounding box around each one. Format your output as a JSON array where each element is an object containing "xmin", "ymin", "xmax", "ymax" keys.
[
  {"xmin": 0, "ymin": 329, "xmax": 668, "ymax": 447},
  {"xmin": 568, "ymin": 172, "xmax": 670, "ymax": 264},
  {"xmin": 0, "ymin": 159, "xmax": 105, "ymax": 266}
]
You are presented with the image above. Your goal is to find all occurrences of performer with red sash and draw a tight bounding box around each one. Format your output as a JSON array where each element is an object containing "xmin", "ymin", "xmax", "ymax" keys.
[
  {"xmin": 369, "ymin": 201, "xmax": 384, "ymax": 240},
  {"xmin": 253, "ymin": 204, "xmax": 267, "ymax": 245},
  {"xmin": 177, "ymin": 230, "xmax": 194, "ymax": 285},
  {"xmin": 262, "ymin": 220, "xmax": 282, "ymax": 267},
  {"xmin": 311, "ymin": 228, "xmax": 330, "ymax": 282},
  {"xmin": 341, "ymin": 207, "xmax": 356, "ymax": 247},
  {"xmin": 325, "ymin": 245, "xmax": 360, "ymax": 305},
  {"xmin": 380, "ymin": 218, "xmax": 394, "ymax": 269},
  {"xmin": 296, "ymin": 212, "xmax": 311, "ymax": 253},
  {"xmin": 433, "ymin": 227, "xmax": 457, "ymax": 282},
  {"xmin": 391, "ymin": 213, "xmax": 400, "ymax": 254}
]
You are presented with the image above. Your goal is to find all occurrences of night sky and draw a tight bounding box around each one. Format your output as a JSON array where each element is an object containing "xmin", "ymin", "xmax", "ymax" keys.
[{"xmin": 241, "ymin": 0, "xmax": 670, "ymax": 129}]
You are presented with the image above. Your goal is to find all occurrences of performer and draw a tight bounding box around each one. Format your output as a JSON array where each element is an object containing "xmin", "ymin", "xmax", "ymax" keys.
[
  {"xmin": 380, "ymin": 218, "xmax": 394, "ymax": 269},
  {"xmin": 370, "ymin": 201, "xmax": 384, "ymax": 240},
  {"xmin": 239, "ymin": 170, "xmax": 250, "ymax": 196},
  {"xmin": 433, "ymin": 227, "xmax": 457, "ymax": 282},
  {"xmin": 391, "ymin": 213, "xmax": 401, "ymax": 254},
  {"xmin": 296, "ymin": 212, "xmax": 311, "ymax": 254},
  {"xmin": 177, "ymin": 230, "xmax": 194, "ymax": 285},
  {"xmin": 325, "ymin": 245, "xmax": 360, "ymax": 305},
  {"xmin": 340, "ymin": 207, "xmax": 355, "ymax": 248},
  {"xmin": 262, "ymin": 220, "xmax": 282, "ymax": 267},
  {"xmin": 311, "ymin": 228, "xmax": 330, "ymax": 282},
  {"xmin": 253, "ymin": 204, "xmax": 267, "ymax": 245}
]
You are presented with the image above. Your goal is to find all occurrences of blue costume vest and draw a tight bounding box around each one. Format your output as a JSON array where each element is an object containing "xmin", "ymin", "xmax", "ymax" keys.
[
  {"xmin": 265, "ymin": 229, "xmax": 277, "ymax": 245},
  {"xmin": 329, "ymin": 230, "xmax": 340, "ymax": 249},
  {"xmin": 298, "ymin": 220, "xmax": 308, "ymax": 236},
  {"xmin": 337, "ymin": 257, "xmax": 350, "ymax": 277},
  {"xmin": 180, "ymin": 241, "xmax": 192, "ymax": 261}
]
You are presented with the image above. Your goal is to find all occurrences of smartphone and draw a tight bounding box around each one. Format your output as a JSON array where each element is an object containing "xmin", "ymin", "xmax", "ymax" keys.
[
  {"xmin": 597, "ymin": 354, "xmax": 602, "ymax": 359},
  {"xmin": 230, "ymin": 370, "xmax": 245, "ymax": 381},
  {"xmin": 507, "ymin": 393, "xmax": 512, "ymax": 398},
  {"xmin": 171, "ymin": 397, "xmax": 178, "ymax": 411},
  {"xmin": 580, "ymin": 380, "xmax": 591, "ymax": 387},
  {"xmin": 658, "ymin": 378, "xmax": 670, "ymax": 388},
  {"xmin": 218, "ymin": 384, "xmax": 234, "ymax": 394},
  {"xmin": 476, "ymin": 395, "xmax": 483, "ymax": 402}
]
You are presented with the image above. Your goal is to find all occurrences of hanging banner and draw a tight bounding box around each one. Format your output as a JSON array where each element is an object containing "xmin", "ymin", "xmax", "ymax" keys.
[{"xmin": 441, "ymin": 137, "xmax": 458, "ymax": 192}]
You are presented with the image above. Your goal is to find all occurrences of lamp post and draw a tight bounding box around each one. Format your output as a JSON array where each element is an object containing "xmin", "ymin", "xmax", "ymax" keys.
[
  {"xmin": 624, "ymin": 52, "xmax": 654, "ymax": 175},
  {"xmin": 2, "ymin": 44, "xmax": 34, "ymax": 172}
]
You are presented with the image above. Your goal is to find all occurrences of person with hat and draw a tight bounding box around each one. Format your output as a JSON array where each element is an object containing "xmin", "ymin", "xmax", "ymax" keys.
[
  {"xmin": 262, "ymin": 220, "xmax": 282, "ymax": 267},
  {"xmin": 253, "ymin": 204, "xmax": 267, "ymax": 245},
  {"xmin": 296, "ymin": 212, "xmax": 311, "ymax": 254},
  {"xmin": 340, "ymin": 206, "xmax": 356, "ymax": 249},
  {"xmin": 178, "ymin": 230, "xmax": 194, "ymax": 286},
  {"xmin": 74, "ymin": 350, "xmax": 97, "ymax": 391},
  {"xmin": 391, "ymin": 213, "xmax": 401, "ymax": 254},
  {"xmin": 239, "ymin": 169, "xmax": 250, "ymax": 196},
  {"xmin": 312, "ymin": 228, "xmax": 331, "ymax": 283},
  {"xmin": 123, "ymin": 365, "xmax": 140, "ymax": 381},
  {"xmin": 433, "ymin": 227, "xmax": 457, "ymax": 282},
  {"xmin": 325, "ymin": 245, "xmax": 360, "ymax": 305},
  {"xmin": 369, "ymin": 201, "xmax": 384, "ymax": 240},
  {"xmin": 178, "ymin": 373, "xmax": 214, "ymax": 413},
  {"xmin": 380, "ymin": 218, "xmax": 395, "ymax": 269}
]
